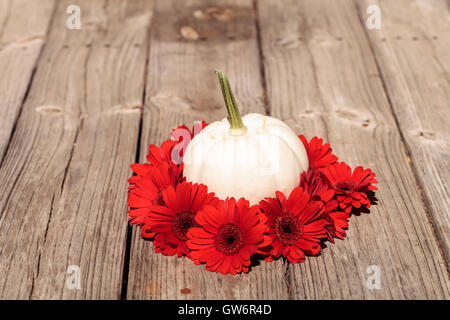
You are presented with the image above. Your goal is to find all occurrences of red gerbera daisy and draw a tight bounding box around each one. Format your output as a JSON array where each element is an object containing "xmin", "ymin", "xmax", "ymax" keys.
[
  {"xmin": 299, "ymin": 170, "xmax": 347, "ymax": 242},
  {"xmin": 299, "ymin": 169, "xmax": 331, "ymax": 200},
  {"xmin": 299, "ymin": 135, "xmax": 338, "ymax": 170},
  {"xmin": 146, "ymin": 181, "xmax": 218, "ymax": 258},
  {"xmin": 187, "ymin": 198, "xmax": 268, "ymax": 275},
  {"xmin": 128, "ymin": 162, "xmax": 152, "ymax": 186},
  {"xmin": 321, "ymin": 162, "xmax": 378, "ymax": 214},
  {"xmin": 128, "ymin": 140, "xmax": 179, "ymax": 190},
  {"xmin": 127, "ymin": 161, "xmax": 182, "ymax": 238},
  {"xmin": 259, "ymin": 187, "xmax": 326, "ymax": 263},
  {"xmin": 325, "ymin": 210, "xmax": 349, "ymax": 242},
  {"xmin": 146, "ymin": 139, "xmax": 178, "ymax": 166}
]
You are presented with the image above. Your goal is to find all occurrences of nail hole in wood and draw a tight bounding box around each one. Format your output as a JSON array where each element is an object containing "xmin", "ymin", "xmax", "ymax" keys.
[
  {"xmin": 419, "ymin": 130, "xmax": 435, "ymax": 139},
  {"xmin": 180, "ymin": 288, "xmax": 191, "ymax": 294}
]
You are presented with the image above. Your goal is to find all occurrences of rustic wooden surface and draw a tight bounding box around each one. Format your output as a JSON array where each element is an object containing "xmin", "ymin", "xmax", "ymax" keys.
[
  {"xmin": 0, "ymin": 0, "xmax": 448, "ymax": 300},
  {"xmin": 357, "ymin": 0, "xmax": 450, "ymax": 267},
  {"xmin": 0, "ymin": 0, "xmax": 152, "ymax": 299},
  {"xmin": 258, "ymin": 0, "xmax": 449, "ymax": 300},
  {"xmin": 0, "ymin": 0, "xmax": 55, "ymax": 162}
]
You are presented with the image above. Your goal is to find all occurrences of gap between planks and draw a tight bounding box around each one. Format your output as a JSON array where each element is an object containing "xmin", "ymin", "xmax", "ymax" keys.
[{"xmin": 120, "ymin": 3, "xmax": 154, "ymax": 299}]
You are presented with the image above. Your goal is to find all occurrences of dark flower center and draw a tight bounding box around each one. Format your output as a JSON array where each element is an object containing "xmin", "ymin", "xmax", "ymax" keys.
[
  {"xmin": 275, "ymin": 214, "xmax": 304, "ymax": 246},
  {"xmin": 153, "ymin": 191, "xmax": 165, "ymax": 206},
  {"xmin": 214, "ymin": 223, "xmax": 245, "ymax": 256},
  {"xmin": 171, "ymin": 211, "xmax": 198, "ymax": 241},
  {"xmin": 334, "ymin": 180, "xmax": 357, "ymax": 194}
]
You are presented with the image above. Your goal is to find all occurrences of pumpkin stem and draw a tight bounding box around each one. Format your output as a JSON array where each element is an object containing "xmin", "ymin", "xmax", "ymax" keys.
[{"xmin": 215, "ymin": 71, "xmax": 248, "ymax": 136}]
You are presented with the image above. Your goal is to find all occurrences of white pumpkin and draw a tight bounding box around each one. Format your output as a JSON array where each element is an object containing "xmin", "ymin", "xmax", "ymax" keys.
[{"xmin": 183, "ymin": 72, "xmax": 309, "ymax": 205}]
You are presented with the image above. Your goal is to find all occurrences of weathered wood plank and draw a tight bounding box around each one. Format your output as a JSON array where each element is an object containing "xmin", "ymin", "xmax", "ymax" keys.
[
  {"xmin": 257, "ymin": 0, "xmax": 449, "ymax": 299},
  {"xmin": 356, "ymin": 0, "xmax": 450, "ymax": 267},
  {"xmin": 0, "ymin": 0, "xmax": 152, "ymax": 299},
  {"xmin": 127, "ymin": 0, "xmax": 290, "ymax": 299},
  {"xmin": 0, "ymin": 0, "xmax": 55, "ymax": 162}
]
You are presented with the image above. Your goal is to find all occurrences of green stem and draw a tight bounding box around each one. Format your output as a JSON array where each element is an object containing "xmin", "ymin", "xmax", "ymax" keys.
[{"xmin": 215, "ymin": 70, "xmax": 248, "ymax": 135}]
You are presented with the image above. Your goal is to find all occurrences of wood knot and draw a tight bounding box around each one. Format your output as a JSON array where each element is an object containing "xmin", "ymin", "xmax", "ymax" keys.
[
  {"xmin": 162, "ymin": 6, "xmax": 251, "ymax": 42},
  {"xmin": 109, "ymin": 104, "xmax": 141, "ymax": 114},
  {"xmin": 274, "ymin": 36, "xmax": 302, "ymax": 49},
  {"xmin": 335, "ymin": 109, "xmax": 359, "ymax": 121},
  {"xmin": 35, "ymin": 105, "xmax": 63, "ymax": 114},
  {"xmin": 180, "ymin": 26, "xmax": 199, "ymax": 40},
  {"xmin": 193, "ymin": 7, "xmax": 233, "ymax": 22},
  {"xmin": 335, "ymin": 109, "xmax": 375, "ymax": 128},
  {"xmin": 298, "ymin": 110, "xmax": 321, "ymax": 119}
]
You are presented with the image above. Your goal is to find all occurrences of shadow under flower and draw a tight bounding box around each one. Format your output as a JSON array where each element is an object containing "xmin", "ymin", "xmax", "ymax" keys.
[{"xmin": 350, "ymin": 190, "xmax": 378, "ymax": 217}]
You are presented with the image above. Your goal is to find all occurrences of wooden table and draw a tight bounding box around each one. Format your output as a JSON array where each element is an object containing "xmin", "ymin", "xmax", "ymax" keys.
[{"xmin": 0, "ymin": 0, "xmax": 448, "ymax": 300}]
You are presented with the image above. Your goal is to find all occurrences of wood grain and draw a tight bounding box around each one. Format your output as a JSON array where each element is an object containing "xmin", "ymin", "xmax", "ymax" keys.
[
  {"xmin": 257, "ymin": 0, "xmax": 449, "ymax": 299},
  {"xmin": 356, "ymin": 0, "xmax": 450, "ymax": 267},
  {"xmin": 0, "ymin": 0, "xmax": 152, "ymax": 299},
  {"xmin": 126, "ymin": 0, "xmax": 290, "ymax": 299},
  {"xmin": 0, "ymin": 0, "xmax": 55, "ymax": 162}
]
